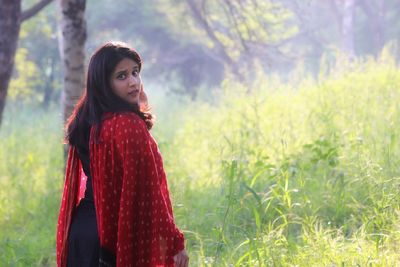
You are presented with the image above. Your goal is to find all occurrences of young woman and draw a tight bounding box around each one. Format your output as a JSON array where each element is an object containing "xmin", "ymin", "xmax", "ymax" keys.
[{"xmin": 56, "ymin": 41, "xmax": 188, "ymax": 267}]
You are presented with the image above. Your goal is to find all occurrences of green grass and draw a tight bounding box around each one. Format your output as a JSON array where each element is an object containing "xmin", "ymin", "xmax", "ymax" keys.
[
  {"xmin": 1, "ymin": 55, "xmax": 400, "ymax": 266},
  {"xmin": 0, "ymin": 103, "xmax": 63, "ymax": 266},
  {"xmin": 161, "ymin": 55, "xmax": 400, "ymax": 266}
]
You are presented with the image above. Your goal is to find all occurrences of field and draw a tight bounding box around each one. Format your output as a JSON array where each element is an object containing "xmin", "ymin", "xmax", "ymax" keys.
[{"xmin": 1, "ymin": 56, "xmax": 400, "ymax": 266}]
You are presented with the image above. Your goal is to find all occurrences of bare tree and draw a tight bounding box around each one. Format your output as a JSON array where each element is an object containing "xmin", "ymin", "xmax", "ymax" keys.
[
  {"xmin": 58, "ymin": 0, "xmax": 87, "ymax": 124},
  {"xmin": 185, "ymin": 0, "xmax": 244, "ymax": 80},
  {"xmin": 185, "ymin": 0, "xmax": 298, "ymax": 84},
  {"xmin": 0, "ymin": 0, "xmax": 53, "ymax": 127}
]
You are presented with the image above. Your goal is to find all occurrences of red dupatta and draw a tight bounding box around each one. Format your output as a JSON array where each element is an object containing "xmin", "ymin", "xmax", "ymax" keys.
[
  {"xmin": 56, "ymin": 146, "xmax": 85, "ymax": 266},
  {"xmin": 56, "ymin": 112, "xmax": 185, "ymax": 266}
]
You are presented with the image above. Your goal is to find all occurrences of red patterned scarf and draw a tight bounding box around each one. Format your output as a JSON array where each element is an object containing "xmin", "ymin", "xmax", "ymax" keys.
[{"xmin": 56, "ymin": 112, "xmax": 184, "ymax": 266}]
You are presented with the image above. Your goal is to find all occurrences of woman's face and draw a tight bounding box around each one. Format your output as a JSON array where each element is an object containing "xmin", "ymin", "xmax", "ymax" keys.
[{"xmin": 110, "ymin": 58, "xmax": 142, "ymax": 106}]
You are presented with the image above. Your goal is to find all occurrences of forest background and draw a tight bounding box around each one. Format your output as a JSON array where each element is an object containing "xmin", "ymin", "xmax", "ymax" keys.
[{"xmin": 1, "ymin": 0, "xmax": 400, "ymax": 266}]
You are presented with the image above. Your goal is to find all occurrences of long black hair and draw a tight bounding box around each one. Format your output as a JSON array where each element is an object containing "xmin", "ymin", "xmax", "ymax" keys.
[{"xmin": 65, "ymin": 41, "xmax": 153, "ymax": 148}]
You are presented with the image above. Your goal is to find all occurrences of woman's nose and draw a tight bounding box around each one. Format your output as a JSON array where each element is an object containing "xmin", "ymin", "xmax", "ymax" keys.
[{"xmin": 128, "ymin": 74, "xmax": 139, "ymax": 85}]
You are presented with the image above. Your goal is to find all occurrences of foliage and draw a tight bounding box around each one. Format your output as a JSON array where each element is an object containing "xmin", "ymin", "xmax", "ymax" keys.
[
  {"xmin": 8, "ymin": 48, "xmax": 41, "ymax": 102},
  {"xmin": 1, "ymin": 42, "xmax": 400, "ymax": 267},
  {"xmin": 11, "ymin": 3, "xmax": 61, "ymax": 107},
  {"xmin": 8, "ymin": 0, "xmax": 400, "ymax": 104},
  {"xmin": 160, "ymin": 0, "xmax": 298, "ymax": 59},
  {"xmin": 162, "ymin": 53, "xmax": 400, "ymax": 265}
]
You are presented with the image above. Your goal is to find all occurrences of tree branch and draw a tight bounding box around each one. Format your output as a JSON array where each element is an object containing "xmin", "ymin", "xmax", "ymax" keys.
[
  {"xmin": 223, "ymin": 0, "xmax": 249, "ymax": 52},
  {"xmin": 186, "ymin": 0, "xmax": 234, "ymax": 65},
  {"xmin": 21, "ymin": 0, "xmax": 54, "ymax": 22}
]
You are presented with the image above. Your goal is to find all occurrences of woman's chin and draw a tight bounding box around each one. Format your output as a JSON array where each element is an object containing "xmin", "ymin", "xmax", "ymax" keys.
[{"xmin": 125, "ymin": 97, "xmax": 139, "ymax": 106}]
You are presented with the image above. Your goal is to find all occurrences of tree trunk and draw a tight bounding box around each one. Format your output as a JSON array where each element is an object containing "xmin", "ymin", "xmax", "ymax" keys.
[
  {"xmin": 58, "ymin": 0, "xmax": 87, "ymax": 124},
  {"xmin": 0, "ymin": 0, "xmax": 54, "ymax": 128},
  {"xmin": 341, "ymin": 0, "xmax": 356, "ymax": 58},
  {"xmin": 0, "ymin": 0, "xmax": 21, "ymax": 127}
]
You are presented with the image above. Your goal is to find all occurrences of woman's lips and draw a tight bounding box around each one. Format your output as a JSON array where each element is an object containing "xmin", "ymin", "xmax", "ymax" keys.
[{"xmin": 128, "ymin": 90, "xmax": 139, "ymax": 96}]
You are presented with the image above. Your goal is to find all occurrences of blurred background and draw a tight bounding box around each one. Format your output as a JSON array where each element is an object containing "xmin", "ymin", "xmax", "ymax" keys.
[{"xmin": 1, "ymin": 0, "xmax": 400, "ymax": 266}]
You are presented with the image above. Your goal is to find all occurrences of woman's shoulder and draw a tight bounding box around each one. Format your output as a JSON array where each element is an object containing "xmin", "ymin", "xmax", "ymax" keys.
[
  {"xmin": 100, "ymin": 112, "xmax": 148, "ymax": 138},
  {"xmin": 102, "ymin": 112, "xmax": 146, "ymax": 128}
]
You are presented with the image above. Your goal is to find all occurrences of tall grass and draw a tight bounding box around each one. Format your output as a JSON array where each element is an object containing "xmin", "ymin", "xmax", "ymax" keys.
[
  {"xmin": 0, "ymin": 103, "xmax": 63, "ymax": 266},
  {"xmin": 162, "ymin": 53, "xmax": 400, "ymax": 266},
  {"xmin": 1, "ymin": 53, "xmax": 400, "ymax": 266}
]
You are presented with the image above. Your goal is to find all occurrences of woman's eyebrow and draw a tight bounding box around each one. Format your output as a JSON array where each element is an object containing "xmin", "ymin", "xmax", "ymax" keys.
[{"xmin": 114, "ymin": 69, "xmax": 128, "ymax": 75}]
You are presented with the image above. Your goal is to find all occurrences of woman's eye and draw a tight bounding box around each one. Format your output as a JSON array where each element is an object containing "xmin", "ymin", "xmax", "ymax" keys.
[
  {"xmin": 117, "ymin": 73, "xmax": 127, "ymax": 79},
  {"xmin": 132, "ymin": 70, "xmax": 139, "ymax": 77}
]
